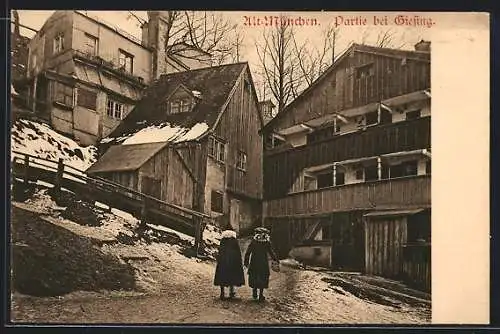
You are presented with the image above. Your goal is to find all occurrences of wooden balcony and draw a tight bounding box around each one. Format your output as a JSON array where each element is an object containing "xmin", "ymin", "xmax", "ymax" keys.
[
  {"xmin": 264, "ymin": 117, "xmax": 431, "ymax": 199},
  {"xmin": 264, "ymin": 175, "xmax": 430, "ymax": 218}
]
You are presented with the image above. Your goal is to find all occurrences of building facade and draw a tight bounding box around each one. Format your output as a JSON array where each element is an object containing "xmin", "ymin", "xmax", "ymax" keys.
[
  {"xmin": 23, "ymin": 10, "xmax": 212, "ymax": 145},
  {"xmin": 261, "ymin": 42, "xmax": 431, "ymax": 290},
  {"xmin": 87, "ymin": 63, "xmax": 264, "ymax": 235}
]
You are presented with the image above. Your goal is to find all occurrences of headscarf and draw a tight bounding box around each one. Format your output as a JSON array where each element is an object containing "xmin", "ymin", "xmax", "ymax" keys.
[
  {"xmin": 253, "ymin": 227, "xmax": 270, "ymax": 242},
  {"xmin": 221, "ymin": 230, "xmax": 237, "ymax": 239}
]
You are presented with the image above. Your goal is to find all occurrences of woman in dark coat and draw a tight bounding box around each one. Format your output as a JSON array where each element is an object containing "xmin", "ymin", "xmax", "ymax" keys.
[
  {"xmin": 213, "ymin": 229, "xmax": 245, "ymax": 300},
  {"xmin": 244, "ymin": 227, "xmax": 279, "ymax": 302}
]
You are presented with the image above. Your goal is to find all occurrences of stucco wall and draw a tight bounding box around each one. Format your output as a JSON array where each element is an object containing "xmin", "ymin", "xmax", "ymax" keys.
[{"xmin": 72, "ymin": 12, "xmax": 152, "ymax": 83}]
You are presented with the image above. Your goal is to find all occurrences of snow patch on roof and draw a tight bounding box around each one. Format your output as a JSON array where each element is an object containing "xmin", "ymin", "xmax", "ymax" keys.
[
  {"xmin": 117, "ymin": 122, "xmax": 209, "ymax": 146},
  {"xmin": 192, "ymin": 90, "xmax": 202, "ymax": 98}
]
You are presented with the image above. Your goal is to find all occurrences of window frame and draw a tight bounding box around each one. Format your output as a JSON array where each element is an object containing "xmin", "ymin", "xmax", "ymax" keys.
[
  {"xmin": 53, "ymin": 34, "xmax": 64, "ymax": 54},
  {"xmin": 83, "ymin": 33, "xmax": 99, "ymax": 56},
  {"xmin": 210, "ymin": 190, "xmax": 224, "ymax": 213},
  {"xmin": 236, "ymin": 151, "xmax": 247, "ymax": 171},
  {"xmin": 208, "ymin": 136, "xmax": 226, "ymax": 163},
  {"xmin": 118, "ymin": 49, "xmax": 134, "ymax": 73},
  {"xmin": 76, "ymin": 87, "xmax": 98, "ymax": 110},
  {"xmin": 53, "ymin": 81, "xmax": 75, "ymax": 108},
  {"xmin": 106, "ymin": 98, "xmax": 125, "ymax": 120}
]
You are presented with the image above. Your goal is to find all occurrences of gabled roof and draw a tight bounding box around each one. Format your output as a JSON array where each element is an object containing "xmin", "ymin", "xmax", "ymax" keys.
[
  {"xmin": 106, "ymin": 62, "xmax": 248, "ymax": 144},
  {"xmin": 87, "ymin": 142, "xmax": 166, "ymax": 173},
  {"xmin": 263, "ymin": 43, "xmax": 430, "ymax": 131}
]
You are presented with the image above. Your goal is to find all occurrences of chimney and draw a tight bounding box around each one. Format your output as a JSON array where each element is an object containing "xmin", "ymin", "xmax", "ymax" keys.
[
  {"xmin": 259, "ymin": 100, "xmax": 276, "ymax": 123},
  {"xmin": 414, "ymin": 40, "xmax": 431, "ymax": 52}
]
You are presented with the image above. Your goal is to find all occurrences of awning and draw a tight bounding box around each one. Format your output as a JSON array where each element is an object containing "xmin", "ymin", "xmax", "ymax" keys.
[
  {"xmin": 381, "ymin": 90, "xmax": 430, "ymax": 108},
  {"xmin": 364, "ymin": 208, "xmax": 425, "ymax": 218},
  {"xmin": 336, "ymin": 155, "xmax": 378, "ymax": 166},
  {"xmin": 381, "ymin": 149, "xmax": 431, "ymax": 159},
  {"xmin": 277, "ymin": 123, "xmax": 314, "ymax": 136},
  {"xmin": 304, "ymin": 162, "xmax": 336, "ymax": 174}
]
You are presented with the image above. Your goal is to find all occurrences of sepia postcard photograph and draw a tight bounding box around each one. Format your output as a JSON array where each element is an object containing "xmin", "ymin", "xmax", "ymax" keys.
[{"xmin": 7, "ymin": 10, "xmax": 490, "ymax": 325}]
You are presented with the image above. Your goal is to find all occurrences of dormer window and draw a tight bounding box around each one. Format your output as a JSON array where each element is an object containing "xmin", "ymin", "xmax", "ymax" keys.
[{"xmin": 170, "ymin": 98, "xmax": 192, "ymax": 114}]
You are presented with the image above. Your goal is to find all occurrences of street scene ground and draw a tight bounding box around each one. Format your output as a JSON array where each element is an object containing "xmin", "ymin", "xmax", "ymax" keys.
[{"xmin": 10, "ymin": 189, "xmax": 430, "ymax": 324}]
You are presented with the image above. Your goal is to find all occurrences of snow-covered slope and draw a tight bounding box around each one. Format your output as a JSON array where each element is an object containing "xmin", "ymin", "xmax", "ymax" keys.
[{"xmin": 11, "ymin": 119, "xmax": 98, "ymax": 171}]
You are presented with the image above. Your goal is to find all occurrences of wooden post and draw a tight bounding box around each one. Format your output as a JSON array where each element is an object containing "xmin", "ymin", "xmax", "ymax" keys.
[
  {"xmin": 23, "ymin": 155, "xmax": 30, "ymax": 185},
  {"xmin": 377, "ymin": 157, "xmax": 382, "ymax": 180},
  {"xmin": 140, "ymin": 197, "xmax": 148, "ymax": 230},
  {"xmin": 54, "ymin": 158, "xmax": 64, "ymax": 197},
  {"xmin": 191, "ymin": 142, "xmax": 208, "ymax": 255},
  {"xmin": 32, "ymin": 76, "xmax": 38, "ymax": 112},
  {"xmin": 333, "ymin": 163, "xmax": 337, "ymax": 186}
]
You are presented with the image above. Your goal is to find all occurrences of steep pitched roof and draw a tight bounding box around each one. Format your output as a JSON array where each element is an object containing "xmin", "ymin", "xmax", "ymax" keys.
[
  {"xmin": 263, "ymin": 43, "xmax": 430, "ymax": 131},
  {"xmin": 87, "ymin": 142, "xmax": 166, "ymax": 173},
  {"xmin": 105, "ymin": 62, "xmax": 247, "ymax": 144}
]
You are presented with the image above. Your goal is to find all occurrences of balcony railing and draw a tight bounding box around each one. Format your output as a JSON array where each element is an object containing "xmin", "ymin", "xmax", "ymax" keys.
[
  {"xmin": 72, "ymin": 50, "xmax": 146, "ymax": 86},
  {"xmin": 264, "ymin": 117, "xmax": 431, "ymax": 199},
  {"xmin": 264, "ymin": 175, "xmax": 431, "ymax": 218}
]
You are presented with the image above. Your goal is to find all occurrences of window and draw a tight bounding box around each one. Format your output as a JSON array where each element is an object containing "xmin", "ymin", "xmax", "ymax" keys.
[
  {"xmin": 170, "ymin": 100, "xmax": 180, "ymax": 113},
  {"xmin": 335, "ymin": 172, "xmax": 345, "ymax": 186},
  {"xmin": 390, "ymin": 160, "xmax": 418, "ymax": 178},
  {"xmin": 406, "ymin": 109, "xmax": 422, "ymax": 121},
  {"xmin": 77, "ymin": 88, "xmax": 97, "ymax": 110},
  {"xmin": 170, "ymin": 99, "xmax": 191, "ymax": 114},
  {"xmin": 364, "ymin": 165, "xmax": 379, "ymax": 181},
  {"xmin": 355, "ymin": 169, "xmax": 364, "ymax": 180},
  {"xmin": 304, "ymin": 174, "xmax": 316, "ymax": 191},
  {"xmin": 53, "ymin": 34, "xmax": 64, "ymax": 54},
  {"xmin": 356, "ymin": 63, "xmax": 374, "ymax": 79},
  {"xmin": 118, "ymin": 49, "xmax": 133, "ymax": 73},
  {"xmin": 107, "ymin": 99, "xmax": 124, "ymax": 119},
  {"xmin": 208, "ymin": 136, "xmax": 226, "ymax": 163},
  {"xmin": 237, "ymin": 151, "xmax": 247, "ymax": 171},
  {"xmin": 380, "ymin": 110, "xmax": 393, "ymax": 124},
  {"xmin": 317, "ymin": 172, "xmax": 333, "ymax": 189},
  {"xmin": 211, "ymin": 190, "xmax": 223, "ymax": 213},
  {"xmin": 83, "ymin": 33, "xmax": 98, "ymax": 56},
  {"xmin": 53, "ymin": 81, "xmax": 74, "ymax": 107},
  {"xmin": 365, "ymin": 111, "xmax": 379, "ymax": 126}
]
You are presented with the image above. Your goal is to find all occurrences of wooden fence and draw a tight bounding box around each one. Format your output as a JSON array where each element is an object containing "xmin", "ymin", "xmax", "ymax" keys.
[
  {"xmin": 11, "ymin": 150, "xmax": 212, "ymax": 248},
  {"xmin": 401, "ymin": 243, "xmax": 431, "ymax": 292}
]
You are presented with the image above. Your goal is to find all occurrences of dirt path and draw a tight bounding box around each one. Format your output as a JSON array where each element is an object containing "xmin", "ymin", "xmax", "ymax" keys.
[{"xmin": 12, "ymin": 263, "xmax": 430, "ymax": 324}]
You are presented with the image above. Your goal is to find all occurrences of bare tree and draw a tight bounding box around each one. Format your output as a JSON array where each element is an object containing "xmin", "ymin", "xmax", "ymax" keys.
[
  {"xmin": 360, "ymin": 27, "xmax": 407, "ymax": 49},
  {"xmin": 255, "ymin": 15, "xmax": 303, "ymax": 113},
  {"xmin": 127, "ymin": 11, "xmax": 239, "ymax": 65},
  {"xmin": 292, "ymin": 23, "xmax": 339, "ymax": 87}
]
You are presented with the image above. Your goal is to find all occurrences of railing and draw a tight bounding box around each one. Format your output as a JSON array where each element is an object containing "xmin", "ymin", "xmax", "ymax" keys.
[
  {"xmin": 263, "ymin": 117, "xmax": 431, "ymax": 199},
  {"xmin": 11, "ymin": 150, "xmax": 212, "ymax": 240},
  {"xmin": 264, "ymin": 175, "xmax": 431, "ymax": 217}
]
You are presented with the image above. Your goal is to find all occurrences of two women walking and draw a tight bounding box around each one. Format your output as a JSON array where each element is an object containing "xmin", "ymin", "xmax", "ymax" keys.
[{"xmin": 214, "ymin": 226, "xmax": 279, "ymax": 302}]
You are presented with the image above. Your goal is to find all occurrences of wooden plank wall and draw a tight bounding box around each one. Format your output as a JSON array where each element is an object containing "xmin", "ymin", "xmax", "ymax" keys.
[
  {"xmin": 265, "ymin": 175, "xmax": 431, "ymax": 217},
  {"xmin": 264, "ymin": 117, "xmax": 431, "ymax": 199},
  {"xmin": 402, "ymin": 244, "xmax": 431, "ymax": 292},
  {"xmin": 214, "ymin": 68, "xmax": 263, "ymax": 200},
  {"xmin": 137, "ymin": 146, "xmax": 194, "ymax": 209},
  {"xmin": 269, "ymin": 49, "xmax": 430, "ymax": 132},
  {"xmin": 364, "ymin": 216, "xmax": 408, "ymax": 278}
]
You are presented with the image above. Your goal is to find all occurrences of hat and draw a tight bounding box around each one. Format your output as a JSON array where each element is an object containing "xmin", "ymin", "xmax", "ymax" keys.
[{"xmin": 254, "ymin": 227, "xmax": 270, "ymax": 234}]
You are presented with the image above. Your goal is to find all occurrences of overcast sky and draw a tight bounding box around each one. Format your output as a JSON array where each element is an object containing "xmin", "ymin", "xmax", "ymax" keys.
[{"xmin": 15, "ymin": 10, "xmax": 434, "ymax": 99}]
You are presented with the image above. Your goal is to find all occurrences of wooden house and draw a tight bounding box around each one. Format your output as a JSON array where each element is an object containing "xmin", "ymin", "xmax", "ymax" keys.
[
  {"xmin": 87, "ymin": 62, "xmax": 264, "ymax": 235},
  {"xmin": 21, "ymin": 10, "xmax": 212, "ymax": 145},
  {"xmin": 261, "ymin": 42, "xmax": 431, "ymax": 291}
]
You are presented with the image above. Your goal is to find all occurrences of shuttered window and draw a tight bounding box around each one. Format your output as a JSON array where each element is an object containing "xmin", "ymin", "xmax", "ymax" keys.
[
  {"xmin": 77, "ymin": 88, "xmax": 97, "ymax": 110},
  {"xmin": 211, "ymin": 190, "xmax": 223, "ymax": 213}
]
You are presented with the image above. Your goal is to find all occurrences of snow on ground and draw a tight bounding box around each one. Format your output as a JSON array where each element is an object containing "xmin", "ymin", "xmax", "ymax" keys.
[
  {"xmin": 11, "ymin": 119, "xmax": 98, "ymax": 171},
  {"xmin": 111, "ymin": 122, "xmax": 209, "ymax": 146}
]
